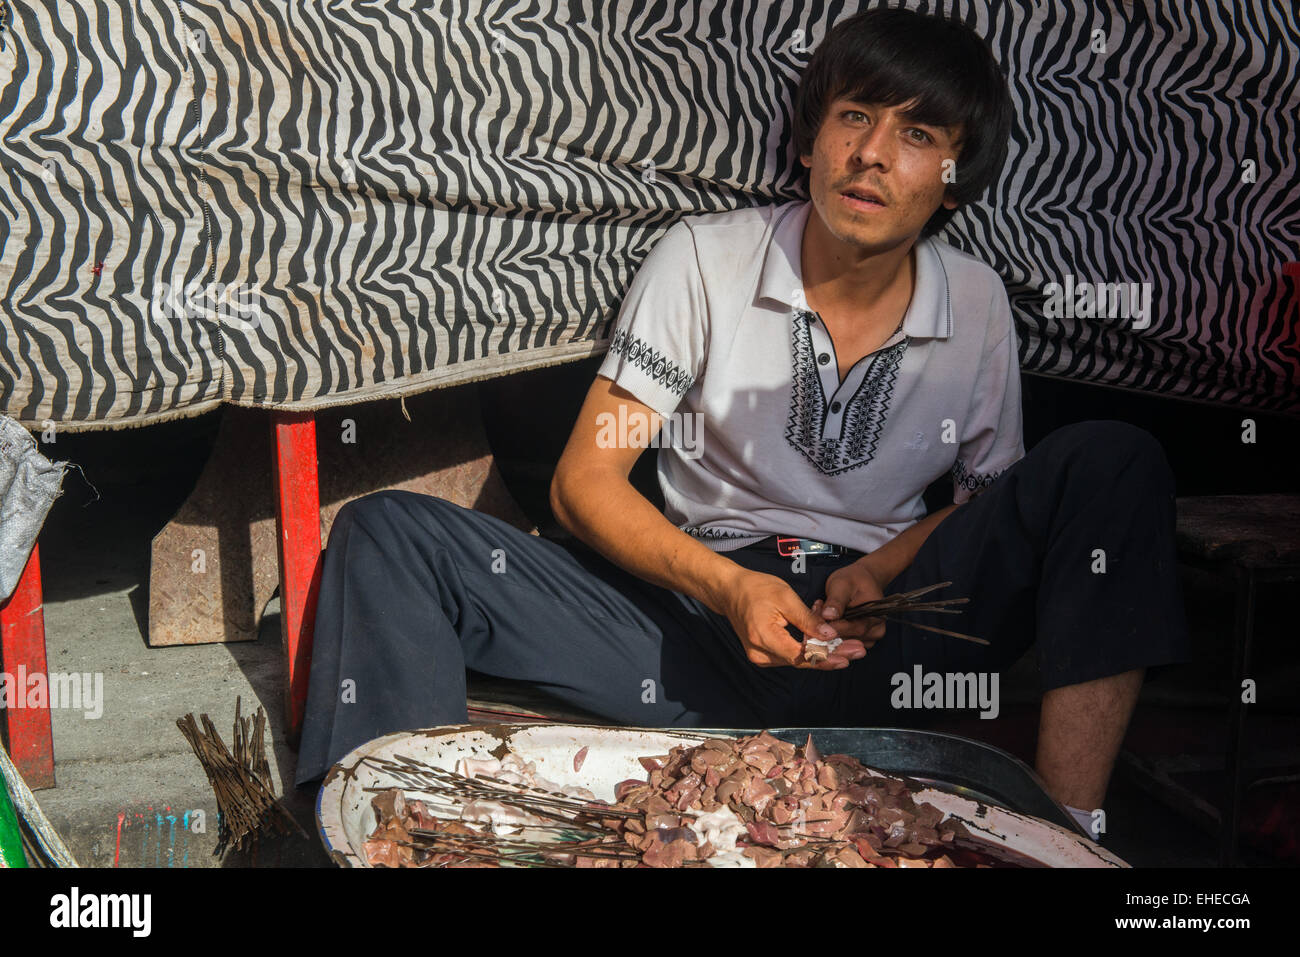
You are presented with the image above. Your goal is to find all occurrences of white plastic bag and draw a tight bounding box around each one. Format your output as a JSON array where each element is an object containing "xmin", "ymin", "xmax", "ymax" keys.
[{"xmin": 0, "ymin": 416, "xmax": 67, "ymax": 602}]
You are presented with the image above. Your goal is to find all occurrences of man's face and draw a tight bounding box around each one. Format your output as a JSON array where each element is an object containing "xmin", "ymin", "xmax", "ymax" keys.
[{"xmin": 800, "ymin": 96, "xmax": 963, "ymax": 254}]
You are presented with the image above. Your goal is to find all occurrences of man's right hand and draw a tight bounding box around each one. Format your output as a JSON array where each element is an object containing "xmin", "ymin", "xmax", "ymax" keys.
[{"xmin": 715, "ymin": 569, "xmax": 868, "ymax": 670}]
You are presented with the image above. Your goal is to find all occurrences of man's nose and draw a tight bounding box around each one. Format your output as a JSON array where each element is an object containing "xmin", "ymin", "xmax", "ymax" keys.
[{"xmin": 851, "ymin": 122, "xmax": 894, "ymax": 170}]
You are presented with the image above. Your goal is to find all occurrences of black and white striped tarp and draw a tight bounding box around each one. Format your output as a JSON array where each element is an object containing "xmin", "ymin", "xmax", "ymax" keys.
[{"xmin": 1, "ymin": 0, "xmax": 1297, "ymax": 429}]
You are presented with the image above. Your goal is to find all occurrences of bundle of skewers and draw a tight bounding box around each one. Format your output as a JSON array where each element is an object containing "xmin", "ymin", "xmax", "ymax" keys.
[
  {"xmin": 359, "ymin": 754, "xmax": 656, "ymax": 868},
  {"xmin": 176, "ymin": 698, "xmax": 305, "ymax": 856},
  {"xmin": 804, "ymin": 580, "xmax": 984, "ymax": 663}
]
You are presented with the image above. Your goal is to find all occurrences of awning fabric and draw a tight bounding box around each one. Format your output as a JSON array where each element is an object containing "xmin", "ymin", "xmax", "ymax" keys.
[{"xmin": 1, "ymin": 1, "xmax": 1296, "ymax": 429}]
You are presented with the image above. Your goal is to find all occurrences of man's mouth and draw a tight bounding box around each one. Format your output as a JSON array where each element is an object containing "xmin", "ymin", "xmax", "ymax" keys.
[{"xmin": 841, "ymin": 187, "xmax": 887, "ymax": 208}]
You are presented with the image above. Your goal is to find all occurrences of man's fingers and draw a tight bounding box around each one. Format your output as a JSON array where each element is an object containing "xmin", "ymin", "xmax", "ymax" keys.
[
  {"xmin": 753, "ymin": 628, "xmax": 850, "ymax": 670},
  {"xmin": 833, "ymin": 638, "xmax": 867, "ymax": 659},
  {"xmin": 756, "ymin": 627, "xmax": 808, "ymax": 668},
  {"xmin": 814, "ymin": 612, "xmax": 886, "ymax": 643},
  {"xmin": 820, "ymin": 583, "xmax": 853, "ymax": 620}
]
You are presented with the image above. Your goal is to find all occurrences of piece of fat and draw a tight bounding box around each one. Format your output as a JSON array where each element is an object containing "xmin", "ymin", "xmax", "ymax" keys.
[
  {"xmin": 685, "ymin": 806, "xmax": 748, "ymax": 853},
  {"xmin": 802, "ymin": 636, "xmax": 843, "ymax": 662}
]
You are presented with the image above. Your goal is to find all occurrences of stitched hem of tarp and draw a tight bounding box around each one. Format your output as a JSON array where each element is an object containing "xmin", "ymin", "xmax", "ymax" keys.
[
  {"xmin": 242, "ymin": 339, "xmax": 609, "ymax": 415},
  {"xmin": 4, "ymin": 400, "xmax": 227, "ymax": 433},
  {"xmin": 1, "ymin": 339, "xmax": 612, "ymax": 432}
]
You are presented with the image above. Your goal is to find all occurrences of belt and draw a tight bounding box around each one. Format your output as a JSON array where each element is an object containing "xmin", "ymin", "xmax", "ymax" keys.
[{"xmin": 763, "ymin": 536, "xmax": 853, "ymax": 558}]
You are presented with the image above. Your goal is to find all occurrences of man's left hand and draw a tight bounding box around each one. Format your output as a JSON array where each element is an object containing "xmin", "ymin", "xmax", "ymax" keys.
[{"xmin": 814, "ymin": 559, "xmax": 890, "ymax": 649}]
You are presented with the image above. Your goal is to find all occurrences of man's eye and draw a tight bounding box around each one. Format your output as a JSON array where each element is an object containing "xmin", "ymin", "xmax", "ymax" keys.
[
  {"xmin": 908, "ymin": 129, "xmax": 932, "ymax": 143},
  {"xmin": 845, "ymin": 110, "xmax": 868, "ymax": 123}
]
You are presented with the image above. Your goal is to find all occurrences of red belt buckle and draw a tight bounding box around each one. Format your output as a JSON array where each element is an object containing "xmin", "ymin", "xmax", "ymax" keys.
[
  {"xmin": 774, "ymin": 538, "xmax": 837, "ymax": 561},
  {"xmin": 776, "ymin": 537, "xmax": 800, "ymax": 557}
]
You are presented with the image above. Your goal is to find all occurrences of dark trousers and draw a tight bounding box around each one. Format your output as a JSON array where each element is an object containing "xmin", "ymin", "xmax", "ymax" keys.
[{"xmin": 294, "ymin": 420, "xmax": 1190, "ymax": 785}]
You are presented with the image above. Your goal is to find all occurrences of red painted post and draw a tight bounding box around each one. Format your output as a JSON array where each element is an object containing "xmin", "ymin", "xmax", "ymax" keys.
[
  {"xmin": 270, "ymin": 412, "xmax": 323, "ymax": 746},
  {"xmin": 0, "ymin": 542, "xmax": 56, "ymax": 789}
]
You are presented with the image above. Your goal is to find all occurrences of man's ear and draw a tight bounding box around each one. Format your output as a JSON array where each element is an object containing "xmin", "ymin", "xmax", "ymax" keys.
[{"xmin": 941, "ymin": 192, "xmax": 960, "ymax": 211}]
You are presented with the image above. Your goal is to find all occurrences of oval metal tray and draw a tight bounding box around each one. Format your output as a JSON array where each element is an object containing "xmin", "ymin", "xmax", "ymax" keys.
[{"xmin": 316, "ymin": 723, "xmax": 1128, "ymax": 868}]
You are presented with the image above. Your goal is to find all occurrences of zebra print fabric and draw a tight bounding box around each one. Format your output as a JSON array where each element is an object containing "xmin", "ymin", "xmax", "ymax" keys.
[{"xmin": 1, "ymin": 0, "xmax": 1296, "ymax": 428}]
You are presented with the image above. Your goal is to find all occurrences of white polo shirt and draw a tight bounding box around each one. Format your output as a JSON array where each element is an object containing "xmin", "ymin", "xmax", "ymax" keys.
[{"xmin": 595, "ymin": 198, "xmax": 1025, "ymax": 554}]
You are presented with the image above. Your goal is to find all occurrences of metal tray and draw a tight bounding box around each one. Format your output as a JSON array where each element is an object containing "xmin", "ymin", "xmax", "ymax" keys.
[{"xmin": 317, "ymin": 723, "xmax": 1126, "ymax": 867}]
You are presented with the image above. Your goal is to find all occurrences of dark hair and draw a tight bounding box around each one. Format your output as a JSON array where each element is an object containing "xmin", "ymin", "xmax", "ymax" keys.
[{"xmin": 792, "ymin": 7, "xmax": 1013, "ymax": 237}]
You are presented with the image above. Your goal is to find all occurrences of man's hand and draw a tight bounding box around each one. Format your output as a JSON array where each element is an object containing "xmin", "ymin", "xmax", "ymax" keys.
[
  {"xmin": 717, "ymin": 570, "xmax": 867, "ymax": 669},
  {"xmin": 813, "ymin": 559, "xmax": 890, "ymax": 648}
]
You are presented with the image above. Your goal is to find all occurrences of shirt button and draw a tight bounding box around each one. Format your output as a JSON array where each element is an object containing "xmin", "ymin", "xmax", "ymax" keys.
[
  {"xmin": 830, "ymin": 401, "xmax": 842, "ymax": 413},
  {"xmin": 817, "ymin": 353, "xmax": 830, "ymax": 365}
]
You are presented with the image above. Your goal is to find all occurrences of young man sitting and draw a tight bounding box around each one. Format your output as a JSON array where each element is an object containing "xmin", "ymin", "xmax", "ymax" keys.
[{"xmin": 295, "ymin": 8, "xmax": 1189, "ymax": 836}]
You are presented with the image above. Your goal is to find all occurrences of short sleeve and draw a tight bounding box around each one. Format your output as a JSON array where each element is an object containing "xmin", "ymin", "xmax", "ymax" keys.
[
  {"xmin": 596, "ymin": 220, "xmax": 708, "ymax": 419},
  {"xmin": 951, "ymin": 286, "xmax": 1025, "ymax": 505}
]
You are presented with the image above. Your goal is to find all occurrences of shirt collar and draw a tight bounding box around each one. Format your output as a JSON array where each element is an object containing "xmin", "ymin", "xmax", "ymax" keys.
[{"xmin": 755, "ymin": 199, "xmax": 953, "ymax": 340}]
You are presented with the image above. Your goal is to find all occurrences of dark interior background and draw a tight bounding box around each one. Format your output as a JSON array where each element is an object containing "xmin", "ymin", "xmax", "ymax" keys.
[{"xmin": 478, "ymin": 356, "xmax": 1299, "ymax": 534}]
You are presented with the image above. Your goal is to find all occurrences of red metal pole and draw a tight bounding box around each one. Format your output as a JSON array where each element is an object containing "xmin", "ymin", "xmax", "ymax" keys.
[
  {"xmin": 0, "ymin": 542, "xmax": 56, "ymax": 789},
  {"xmin": 271, "ymin": 411, "xmax": 323, "ymax": 746}
]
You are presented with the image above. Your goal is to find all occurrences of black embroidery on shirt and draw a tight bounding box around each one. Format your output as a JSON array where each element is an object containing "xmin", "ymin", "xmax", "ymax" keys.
[
  {"xmin": 680, "ymin": 524, "xmax": 759, "ymax": 541},
  {"xmin": 608, "ymin": 328, "xmax": 695, "ymax": 397},
  {"xmin": 785, "ymin": 309, "xmax": 907, "ymax": 476},
  {"xmin": 952, "ymin": 458, "xmax": 1005, "ymax": 497}
]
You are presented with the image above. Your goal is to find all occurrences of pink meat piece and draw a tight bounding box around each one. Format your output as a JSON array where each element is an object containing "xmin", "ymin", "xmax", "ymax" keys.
[
  {"xmin": 665, "ymin": 771, "xmax": 701, "ymax": 800},
  {"xmin": 673, "ymin": 786, "xmax": 703, "ymax": 812},
  {"xmin": 655, "ymin": 827, "xmax": 697, "ymax": 845},
  {"xmin": 745, "ymin": 820, "xmax": 781, "ymax": 847},
  {"xmin": 741, "ymin": 750, "xmax": 778, "ymax": 774},
  {"xmin": 642, "ymin": 838, "xmax": 688, "ymax": 869},
  {"xmin": 363, "ymin": 838, "xmax": 405, "ymax": 868},
  {"xmin": 716, "ymin": 779, "xmax": 744, "ymax": 807},
  {"xmin": 741, "ymin": 776, "xmax": 777, "ymax": 814},
  {"xmin": 914, "ymin": 804, "xmax": 945, "ymax": 829},
  {"xmin": 835, "ymin": 846, "xmax": 872, "ymax": 868},
  {"xmin": 743, "ymin": 846, "xmax": 784, "ymax": 868},
  {"xmin": 643, "ymin": 795, "xmax": 673, "ymax": 816},
  {"xmin": 839, "ymin": 807, "xmax": 874, "ymax": 839},
  {"xmin": 406, "ymin": 800, "xmax": 440, "ymax": 832},
  {"xmin": 913, "ymin": 825, "xmax": 939, "ymax": 845},
  {"xmin": 806, "ymin": 818, "xmax": 846, "ymax": 837},
  {"xmin": 783, "ymin": 849, "xmax": 817, "ymax": 867},
  {"xmin": 615, "ymin": 779, "xmax": 651, "ymax": 802},
  {"xmin": 371, "ymin": 788, "xmax": 407, "ymax": 827}
]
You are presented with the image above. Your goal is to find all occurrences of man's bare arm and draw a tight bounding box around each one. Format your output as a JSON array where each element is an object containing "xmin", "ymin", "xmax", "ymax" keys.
[
  {"xmin": 856, "ymin": 502, "xmax": 961, "ymax": 585},
  {"xmin": 549, "ymin": 376, "xmax": 746, "ymax": 616}
]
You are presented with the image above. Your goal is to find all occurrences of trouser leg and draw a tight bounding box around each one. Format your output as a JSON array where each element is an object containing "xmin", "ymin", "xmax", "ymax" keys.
[
  {"xmin": 817, "ymin": 419, "xmax": 1190, "ymax": 724},
  {"xmin": 295, "ymin": 490, "xmax": 808, "ymax": 784}
]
